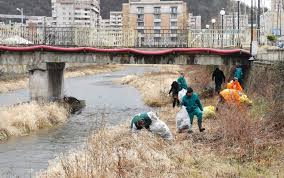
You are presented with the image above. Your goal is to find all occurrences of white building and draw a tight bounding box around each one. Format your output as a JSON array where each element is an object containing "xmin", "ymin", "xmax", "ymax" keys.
[
  {"xmin": 52, "ymin": 0, "xmax": 100, "ymax": 27},
  {"xmin": 188, "ymin": 13, "xmax": 201, "ymax": 30},
  {"xmin": 26, "ymin": 16, "xmax": 54, "ymax": 27},
  {"xmin": 261, "ymin": 0, "xmax": 284, "ymax": 36},
  {"xmin": 100, "ymin": 18, "xmax": 110, "ymax": 29},
  {"xmin": 109, "ymin": 11, "xmax": 123, "ymax": 31},
  {"xmin": 221, "ymin": 13, "xmax": 249, "ymax": 29}
]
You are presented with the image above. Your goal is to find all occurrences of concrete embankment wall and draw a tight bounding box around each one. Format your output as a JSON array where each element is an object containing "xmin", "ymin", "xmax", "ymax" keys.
[{"xmin": 246, "ymin": 61, "xmax": 284, "ymax": 102}]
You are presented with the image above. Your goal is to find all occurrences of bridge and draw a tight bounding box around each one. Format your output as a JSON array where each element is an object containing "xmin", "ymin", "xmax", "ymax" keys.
[
  {"xmin": 0, "ymin": 26, "xmax": 254, "ymax": 101},
  {"xmin": 0, "ymin": 45, "xmax": 251, "ymax": 101}
]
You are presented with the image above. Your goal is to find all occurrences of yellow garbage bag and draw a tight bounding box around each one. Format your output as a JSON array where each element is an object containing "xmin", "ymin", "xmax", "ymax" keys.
[
  {"xmin": 203, "ymin": 105, "xmax": 216, "ymax": 119},
  {"xmin": 240, "ymin": 94, "xmax": 253, "ymax": 105}
]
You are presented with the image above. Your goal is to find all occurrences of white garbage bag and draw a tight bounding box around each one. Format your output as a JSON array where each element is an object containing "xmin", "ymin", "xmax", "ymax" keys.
[
  {"xmin": 178, "ymin": 89, "xmax": 187, "ymax": 101},
  {"xmin": 150, "ymin": 119, "xmax": 173, "ymax": 141},
  {"xmin": 176, "ymin": 106, "xmax": 190, "ymax": 132}
]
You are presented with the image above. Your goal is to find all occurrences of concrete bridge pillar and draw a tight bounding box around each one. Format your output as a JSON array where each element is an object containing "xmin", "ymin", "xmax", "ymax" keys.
[
  {"xmin": 47, "ymin": 62, "xmax": 65, "ymax": 100},
  {"xmin": 29, "ymin": 62, "xmax": 65, "ymax": 101}
]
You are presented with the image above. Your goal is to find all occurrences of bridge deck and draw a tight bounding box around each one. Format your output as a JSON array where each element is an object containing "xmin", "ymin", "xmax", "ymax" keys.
[{"xmin": 0, "ymin": 45, "xmax": 251, "ymax": 57}]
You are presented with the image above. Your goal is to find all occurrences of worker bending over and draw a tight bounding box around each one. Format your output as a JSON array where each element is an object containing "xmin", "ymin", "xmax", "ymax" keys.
[{"xmin": 227, "ymin": 77, "xmax": 243, "ymax": 92}]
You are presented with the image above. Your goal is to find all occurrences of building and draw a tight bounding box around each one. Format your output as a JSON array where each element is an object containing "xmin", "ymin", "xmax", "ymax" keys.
[
  {"xmin": 122, "ymin": 0, "xmax": 188, "ymax": 32},
  {"xmin": 100, "ymin": 18, "xmax": 110, "ymax": 29},
  {"xmin": 261, "ymin": 0, "xmax": 284, "ymax": 36},
  {"xmin": 221, "ymin": 13, "xmax": 249, "ymax": 29},
  {"xmin": 0, "ymin": 14, "xmax": 54, "ymax": 27},
  {"xmin": 122, "ymin": 0, "xmax": 188, "ymax": 47},
  {"xmin": 271, "ymin": 0, "xmax": 284, "ymax": 12},
  {"xmin": 188, "ymin": 13, "xmax": 201, "ymax": 30},
  {"xmin": 109, "ymin": 11, "xmax": 123, "ymax": 31},
  {"xmin": 51, "ymin": 0, "xmax": 100, "ymax": 27},
  {"xmin": 26, "ymin": 16, "xmax": 54, "ymax": 27}
]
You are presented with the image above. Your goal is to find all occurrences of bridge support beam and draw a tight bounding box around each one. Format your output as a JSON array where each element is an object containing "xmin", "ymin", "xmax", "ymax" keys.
[{"xmin": 29, "ymin": 62, "xmax": 65, "ymax": 101}]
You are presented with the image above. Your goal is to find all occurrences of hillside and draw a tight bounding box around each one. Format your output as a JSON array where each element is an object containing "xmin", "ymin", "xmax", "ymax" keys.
[{"xmin": 0, "ymin": 0, "xmax": 240, "ymax": 26}]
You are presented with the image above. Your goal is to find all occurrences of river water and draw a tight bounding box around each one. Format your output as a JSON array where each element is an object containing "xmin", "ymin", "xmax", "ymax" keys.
[{"xmin": 0, "ymin": 66, "xmax": 157, "ymax": 177}]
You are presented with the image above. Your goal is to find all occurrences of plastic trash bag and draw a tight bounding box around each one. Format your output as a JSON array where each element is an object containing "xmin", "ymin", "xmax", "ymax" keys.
[
  {"xmin": 203, "ymin": 105, "xmax": 216, "ymax": 119},
  {"xmin": 176, "ymin": 106, "xmax": 190, "ymax": 132},
  {"xmin": 150, "ymin": 118, "xmax": 173, "ymax": 141},
  {"xmin": 178, "ymin": 89, "xmax": 187, "ymax": 101},
  {"xmin": 240, "ymin": 94, "xmax": 253, "ymax": 105}
]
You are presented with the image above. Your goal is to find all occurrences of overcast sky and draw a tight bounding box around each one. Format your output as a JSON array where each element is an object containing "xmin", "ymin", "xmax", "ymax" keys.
[{"xmin": 239, "ymin": 0, "xmax": 271, "ymax": 8}]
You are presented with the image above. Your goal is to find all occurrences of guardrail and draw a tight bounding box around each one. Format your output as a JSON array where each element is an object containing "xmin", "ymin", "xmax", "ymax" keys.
[{"xmin": 0, "ymin": 26, "xmax": 256, "ymax": 48}]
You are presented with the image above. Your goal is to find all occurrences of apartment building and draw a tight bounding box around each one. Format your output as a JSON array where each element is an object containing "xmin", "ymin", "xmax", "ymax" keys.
[
  {"xmin": 261, "ymin": 0, "xmax": 284, "ymax": 35},
  {"xmin": 188, "ymin": 13, "xmax": 201, "ymax": 30},
  {"xmin": 51, "ymin": 0, "xmax": 100, "ymax": 27},
  {"xmin": 220, "ymin": 13, "xmax": 249, "ymax": 29},
  {"xmin": 109, "ymin": 11, "xmax": 123, "ymax": 31},
  {"xmin": 122, "ymin": 0, "xmax": 188, "ymax": 32}
]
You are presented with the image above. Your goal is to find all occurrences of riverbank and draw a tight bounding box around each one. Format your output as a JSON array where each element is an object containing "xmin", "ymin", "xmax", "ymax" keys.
[
  {"xmin": 38, "ymin": 65, "xmax": 284, "ymax": 177},
  {"xmin": 0, "ymin": 102, "xmax": 69, "ymax": 142},
  {"xmin": 0, "ymin": 64, "xmax": 123, "ymax": 94}
]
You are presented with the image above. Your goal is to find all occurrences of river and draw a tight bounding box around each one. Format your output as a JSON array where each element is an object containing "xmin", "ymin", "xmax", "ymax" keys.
[{"xmin": 0, "ymin": 66, "xmax": 157, "ymax": 177}]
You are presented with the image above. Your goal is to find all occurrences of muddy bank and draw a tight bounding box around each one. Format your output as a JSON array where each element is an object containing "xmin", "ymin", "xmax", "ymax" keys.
[{"xmin": 0, "ymin": 64, "xmax": 124, "ymax": 94}]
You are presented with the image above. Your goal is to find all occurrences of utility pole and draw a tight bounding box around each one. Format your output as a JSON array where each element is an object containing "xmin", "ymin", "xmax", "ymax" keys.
[
  {"xmin": 250, "ymin": 0, "xmax": 254, "ymax": 54},
  {"xmin": 257, "ymin": 0, "xmax": 260, "ymax": 44}
]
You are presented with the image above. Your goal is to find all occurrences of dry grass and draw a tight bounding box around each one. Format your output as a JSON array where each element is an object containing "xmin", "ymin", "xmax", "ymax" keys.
[
  {"xmin": 0, "ymin": 77, "xmax": 28, "ymax": 93},
  {"xmin": 119, "ymin": 65, "xmax": 182, "ymax": 107},
  {"xmin": 64, "ymin": 64, "xmax": 124, "ymax": 78},
  {"xmin": 0, "ymin": 102, "xmax": 69, "ymax": 141},
  {"xmin": 39, "ymin": 65, "xmax": 284, "ymax": 178}
]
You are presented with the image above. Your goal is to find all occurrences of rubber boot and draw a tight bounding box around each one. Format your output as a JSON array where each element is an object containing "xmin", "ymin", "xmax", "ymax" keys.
[{"xmin": 198, "ymin": 121, "xmax": 205, "ymax": 132}]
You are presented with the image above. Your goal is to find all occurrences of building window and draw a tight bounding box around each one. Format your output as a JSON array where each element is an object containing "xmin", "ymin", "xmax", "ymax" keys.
[
  {"xmin": 154, "ymin": 29, "xmax": 160, "ymax": 34},
  {"xmin": 137, "ymin": 14, "xmax": 144, "ymax": 22},
  {"xmin": 171, "ymin": 37, "xmax": 177, "ymax": 42},
  {"xmin": 171, "ymin": 29, "xmax": 177, "ymax": 34},
  {"xmin": 138, "ymin": 29, "xmax": 144, "ymax": 34},
  {"xmin": 154, "ymin": 14, "xmax": 161, "ymax": 20},
  {"xmin": 171, "ymin": 21, "xmax": 177, "ymax": 26},
  {"xmin": 154, "ymin": 7, "xmax": 161, "ymax": 14},
  {"xmin": 171, "ymin": 14, "xmax": 177, "ymax": 19},
  {"xmin": 137, "ymin": 7, "xmax": 144, "ymax": 14},
  {"xmin": 137, "ymin": 22, "xmax": 144, "ymax": 27},
  {"xmin": 154, "ymin": 37, "xmax": 161, "ymax": 43},
  {"xmin": 154, "ymin": 22, "xmax": 161, "ymax": 27},
  {"xmin": 171, "ymin": 7, "xmax": 178, "ymax": 14}
]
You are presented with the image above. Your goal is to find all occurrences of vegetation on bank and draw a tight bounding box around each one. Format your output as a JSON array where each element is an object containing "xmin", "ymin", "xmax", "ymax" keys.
[
  {"xmin": 38, "ymin": 65, "xmax": 284, "ymax": 177},
  {"xmin": 0, "ymin": 102, "xmax": 69, "ymax": 142}
]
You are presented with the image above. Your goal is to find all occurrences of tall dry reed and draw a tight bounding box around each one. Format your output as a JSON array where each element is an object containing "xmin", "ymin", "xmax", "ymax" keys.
[{"xmin": 0, "ymin": 102, "xmax": 69, "ymax": 141}]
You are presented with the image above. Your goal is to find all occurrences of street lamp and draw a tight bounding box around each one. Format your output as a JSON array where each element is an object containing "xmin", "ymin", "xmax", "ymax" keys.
[
  {"xmin": 220, "ymin": 8, "xmax": 225, "ymax": 48},
  {"xmin": 205, "ymin": 24, "xmax": 210, "ymax": 29},
  {"xmin": 211, "ymin": 19, "xmax": 216, "ymax": 47},
  {"xmin": 16, "ymin": 8, "xmax": 24, "ymax": 26},
  {"xmin": 236, "ymin": 0, "xmax": 240, "ymax": 46}
]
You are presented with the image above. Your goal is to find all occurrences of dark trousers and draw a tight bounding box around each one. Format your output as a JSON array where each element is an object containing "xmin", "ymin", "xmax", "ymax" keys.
[
  {"xmin": 173, "ymin": 97, "xmax": 180, "ymax": 108},
  {"xmin": 215, "ymin": 81, "xmax": 222, "ymax": 93}
]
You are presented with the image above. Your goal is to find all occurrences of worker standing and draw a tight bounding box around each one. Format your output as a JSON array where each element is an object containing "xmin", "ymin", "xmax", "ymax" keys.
[
  {"xmin": 177, "ymin": 72, "xmax": 188, "ymax": 91},
  {"xmin": 212, "ymin": 67, "xmax": 226, "ymax": 93},
  {"xmin": 234, "ymin": 66, "xmax": 243, "ymax": 86},
  {"xmin": 181, "ymin": 87, "xmax": 205, "ymax": 133},
  {"xmin": 169, "ymin": 81, "xmax": 180, "ymax": 108}
]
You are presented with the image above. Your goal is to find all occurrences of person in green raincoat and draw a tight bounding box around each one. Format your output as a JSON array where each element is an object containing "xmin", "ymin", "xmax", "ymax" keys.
[
  {"xmin": 181, "ymin": 87, "xmax": 205, "ymax": 133},
  {"xmin": 177, "ymin": 72, "xmax": 188, "ymax": 91},
  {"xmin": 234, "ymin": 66, "xmax": 243, "ymax": 86},
  {"xmin": 131, "ymin": 112, "xmax": 153, "ymax": 132}
]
